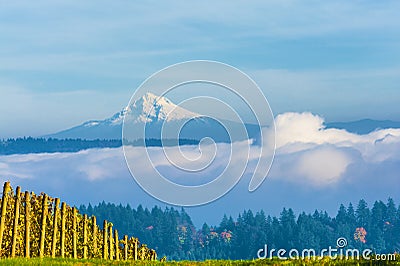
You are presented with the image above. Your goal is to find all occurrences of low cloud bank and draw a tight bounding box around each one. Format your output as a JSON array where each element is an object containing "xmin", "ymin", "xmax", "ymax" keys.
[
  {"xmin": 266, "ymin": 112, "xmax": 400, "ymax": 186},
  {"xmin": 0, "ymin": 112, "xmax": 399, "ymax": 225}
]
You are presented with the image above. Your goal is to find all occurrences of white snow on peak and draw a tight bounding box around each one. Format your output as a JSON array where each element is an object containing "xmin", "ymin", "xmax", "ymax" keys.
[
  {"xmin": 106, "ymin": 92, "xmax": 200, "ymax": 125},
  {"xmin": 129, "ymin": 92, "xmax": 200, "ymax": 123},
  {"xmin": 83, "ymin": 120, "xmax": 100, "ymax": 127}
]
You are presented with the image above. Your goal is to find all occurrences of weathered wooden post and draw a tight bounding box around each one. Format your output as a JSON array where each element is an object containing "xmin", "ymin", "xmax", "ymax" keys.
[
  {"xmin": 92, "ymin": 216, "xmax": 97, "ymax": 258},
  {"xmin": 24, "ymin": 191, "xmax": 30, "ymax": 258},
  {"xmin": 0, "ymin": 181, "xmax": 11, "ymax": 250},
  {"xmin": 134, "ymin": 238, "xmax": 138, "ymax": 260},
  {"xmin": 140, "ymin": 245, "xmax": 145, "ymax": 260},
  {"xmin": 114, "ymin": 229, "xmax": 119, "ymax": 261},
  {"xmin": 109, "ymin": 223, "xmax": 113, "ymax": 260},
  {"xmin": 11, "ymin": 186, "xmax": 21, "ymax": 258},
  {"xmin": 83, "ymin": 214, "xmax": 88, "ymax": 259},
  {"xmin": 72, "ymin": 207, "xmax": 77, "ymax": 259},
  {"xmin": 60, "ymin": 202, "xmax": 66, "ymax": 258},
  {"xmin": 123, "ymin": 235, "xmax": 128, "ymax": 260},
  {"xmin": 103, "ymin": 220, "xmax": 108, "ymax": 259},
  {"xmin": 51, "ymin": 198, "xmax": 60, "ymax": 258},
  {"xmin": 39, "ymin": 194, "xmax": 48, "ymax": 258}
]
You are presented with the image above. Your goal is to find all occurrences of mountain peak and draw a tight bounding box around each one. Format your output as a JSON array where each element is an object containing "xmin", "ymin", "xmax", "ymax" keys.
[
  {"xmin": 135, "ymin": 92, "xmax": 174, "ymax": 113},
  {"xmin": 108, "ymin": 93, "xmax": 199, "ymax": 125},
  {"xmin": 141, "ymin": 92, "xmax": 169, "ymax": 104},
  {"xmin": 130, "ymin": 92, "xmax": 199, "ymax": 123}
]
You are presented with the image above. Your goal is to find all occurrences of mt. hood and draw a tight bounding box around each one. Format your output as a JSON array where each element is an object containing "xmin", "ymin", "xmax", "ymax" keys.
[{"xmin": 46, "ymin": 93, "xmax": 260, "ymax": 142}]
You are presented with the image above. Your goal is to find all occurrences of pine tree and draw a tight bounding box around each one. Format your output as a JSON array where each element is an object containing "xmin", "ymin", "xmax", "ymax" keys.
[
  {"xmin": 336, "ymin": 204, "xmax": 347, "ymax": 224},
  {"xmin": 384, "ymin": 198, "xmax": 398, "ymax": 252},
  {"xmin": 280, "ymin": 208, "xmax": 297, "ymax": 249},
  {"xmin": 356, "ymin": 199, "xmax": 370, "ymax": 228}
]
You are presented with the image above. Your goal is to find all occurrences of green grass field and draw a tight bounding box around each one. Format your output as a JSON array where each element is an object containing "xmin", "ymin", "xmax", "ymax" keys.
[{"xmin": 0, "ymin": 257, "xmax": 399, "ymax": 266}]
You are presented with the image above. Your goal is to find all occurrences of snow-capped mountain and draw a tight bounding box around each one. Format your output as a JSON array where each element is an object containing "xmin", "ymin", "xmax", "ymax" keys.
[
  {"xmin": 45, "ymin": 92, "xmax": 400, "ymax": 141},
  {"xmin": 92, "ymin": 92, "xmax": 200, "ymax": 127},
  {"xmin": 125, "ymin": 92, "xmax": 200, "ymax": 123},
  {"xmin": 46, "ymin": 93, "xmax": 260, "ymax": 141},
  {"xmin": 81, "ymin": 92, "xmax": 199, "ymax": 127}
]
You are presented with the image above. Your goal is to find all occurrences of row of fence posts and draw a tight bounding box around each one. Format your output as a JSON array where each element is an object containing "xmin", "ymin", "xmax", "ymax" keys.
[{"xmin": 0, "ymin": 181, "xmax": 157, "ymax": 260}]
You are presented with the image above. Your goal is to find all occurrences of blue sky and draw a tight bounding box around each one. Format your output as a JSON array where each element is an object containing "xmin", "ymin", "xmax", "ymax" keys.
[{"xmin": 1, "ymin": 1, "xmax": 400, "ymax": 138}]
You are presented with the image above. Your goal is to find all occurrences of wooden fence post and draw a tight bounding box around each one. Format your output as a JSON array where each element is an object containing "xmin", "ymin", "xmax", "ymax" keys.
[
  {"xmin": 24, "ymin": 191, "xmax": 30, "ymax": 258},
  {"xmin": 114, "ymin": 229, "xmax": 119, "ymax": 261},
  {"xmin": 140, "ymin": 245, "xmax": 145, "ymax": 260},
  {"xmin": 134, "ymin": 239, "xmax": 138, "ymax": 260},
  {"xmin": 103, "ymin": 220, "xmax": 108, "ymax": 259},
  {"xmin": 60, "ymin": 202, "xmax": 66, "ymax": 258},
  {"xmin": 0, "ymin": 181, "xmax": 11, "ymax": 250},
  {"xmin": 92, "ymin": 216, "xmax": 97, "ymax": 258},
  {"xmin": 123, "ymin": 235, "xmax": 128, "ymax": 260},
  {"xmin": 39, "ymin": 194, "xmax": 48, "ymax": 258},
  {"xmin": 83, "ymin": 214, "xmax": 87, "ymax": 259},
  {"xmin": 0, "ymin": 182, "xmax": 153, "ymax": 261},
  {"xmin": 11, "ymin": 186, "xmax": 21, "ymax": 258},
  {"xmin": 72, "ymin": 207, "xmax": 77, "ymax": 259},
  {"xmin": 109, "ymin": 224, "xmax": 113, "ymax": 260},
  {"xmin": 51, "ymin": 198, "xmax": 60, "ymax": 258}
]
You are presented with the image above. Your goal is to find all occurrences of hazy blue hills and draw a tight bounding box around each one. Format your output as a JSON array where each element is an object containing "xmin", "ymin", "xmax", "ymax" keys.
[
  {"xmin": 48, "ymin": 117, "xmax": 400, "ymax": 141},
  {"xmin": 326, "ymin": 119, "xmax": 400, "ymax": 134},
  {"xmin": 45, "ymin": 121, "xmax": 123, "ymax": 140}
]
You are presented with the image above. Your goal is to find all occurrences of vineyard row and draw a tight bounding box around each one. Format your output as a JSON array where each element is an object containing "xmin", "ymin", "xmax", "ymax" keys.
[{"xmin": 0, "ymin": 181, "xmax": 157, "ymax": 261}]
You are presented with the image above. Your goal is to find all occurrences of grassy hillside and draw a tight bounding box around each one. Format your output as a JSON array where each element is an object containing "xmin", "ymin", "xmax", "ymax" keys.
[{"xmin": 0, "ymin": 257, "xmax": 399, "ymax": 265}]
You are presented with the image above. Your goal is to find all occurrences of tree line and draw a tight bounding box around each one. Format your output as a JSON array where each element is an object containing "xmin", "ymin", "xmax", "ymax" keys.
[
  {"xmin": 0, "ymin": 137, "xmax": 121, "ymax": 155},
  {"xmin": 0, "ymin": 137, "xmax": 201, "ymax": 155},
  {"xmin": 79, "ymin": 198, "xmax": 400, "ymax": 261}
]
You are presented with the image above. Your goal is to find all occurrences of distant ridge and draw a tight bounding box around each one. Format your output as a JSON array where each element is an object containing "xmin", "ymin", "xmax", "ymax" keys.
[{"xmin": 326, "ymin": 119, "xmax": 400, "ymax": 134}]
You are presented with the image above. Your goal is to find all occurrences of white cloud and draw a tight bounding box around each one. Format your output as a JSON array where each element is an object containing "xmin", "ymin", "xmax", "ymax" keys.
[
  {"xmin": 262, "ymin": 112, "xmax": 400, "ymax": 186},
  {"xmin": 274, "ymin": 112, "xmax": 400, "ymax": 149},
  {"xmin": 295, "ymin": 146, "xmax": 353, "ymax": 186}
]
